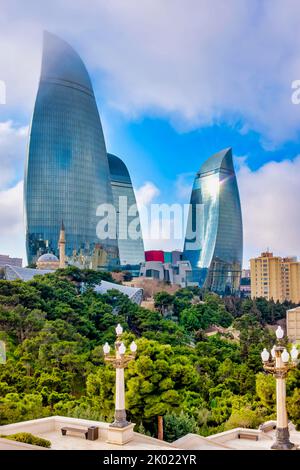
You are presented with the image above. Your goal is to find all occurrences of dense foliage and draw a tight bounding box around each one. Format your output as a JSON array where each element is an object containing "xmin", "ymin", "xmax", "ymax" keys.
[
  {"xmin": 0, "ymin": 432, "xmax": 51, "ymax": 448},
  {"xmin": 0, "ymin": 267, "xmax": 299, "ymax": 442}
]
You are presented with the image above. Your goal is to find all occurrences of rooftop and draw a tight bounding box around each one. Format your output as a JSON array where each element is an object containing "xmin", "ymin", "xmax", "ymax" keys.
[
  {"xmin": 1, "ymin": 417, "xmax": 299, "ymax": 451},
  {"xmin": 206, "ymin": 422, "xmax": 300, "ymax": 450},
  {"xmin": 94, "ymin": 280, "xmax": 143, "ymax": 305},
  {"xmin": 199, "ymin": 148, "xmax": 233, "ymax": 175},
  {"xmin": 3, "ymin": 264, "xmax": 54, "ymax": 281},
  {"xmin": 107, "ymin": 153, "xmax": 131, "ymax": 184},
  {"xmin": 0, "ymin": 416, "xmax": 176, "ymax": 450}
]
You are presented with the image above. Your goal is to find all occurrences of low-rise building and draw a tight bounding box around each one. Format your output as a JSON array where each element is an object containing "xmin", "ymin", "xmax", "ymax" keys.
[
  {"xmin": 287, "ymin": 306, "xmax": 300, "ymax": 343},
  {"xmin": 145, "ymin": 250, "xmax": 165, "ymax": 263},
  {"xmin": 139, "ymin": 260, "xmax": 194, "ymax": 288},
  {"xmin": 240, "ymin": 268, "xmax": 251, "ymax": 298},
  {"xmin": 0, "ymin": 254, "xmax": 22, "ymax": 268},
  {"xmin": 241, "ymin": 269, "xmax": 251, "ymax": 279}
]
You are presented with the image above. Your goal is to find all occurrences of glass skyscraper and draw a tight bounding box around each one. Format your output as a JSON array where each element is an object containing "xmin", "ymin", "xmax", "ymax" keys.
[
  {"xmin": 24, "ymin": 32, "xmax": 119, "ymax": 267},
  {"xmin": 183, "ymin": 148, "xmax": 243, "ymax": 295},
  {"xmin": 108, "ymin": 153, "xmax": 145, "ymax": 267}
]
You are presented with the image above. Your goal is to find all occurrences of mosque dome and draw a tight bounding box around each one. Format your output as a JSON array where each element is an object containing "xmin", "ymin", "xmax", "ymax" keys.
[{"xmin": 37, "ymin": 253, "xmax": 59, "ymax": 263}]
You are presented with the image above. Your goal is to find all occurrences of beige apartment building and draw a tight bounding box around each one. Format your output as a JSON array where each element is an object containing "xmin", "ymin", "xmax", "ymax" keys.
[
  {"xmin": 286, "ymin": 307, "xmax": 300, "ymax": 342},
  {"xmin": 250, "ymin": 252, "xmax": 300, "ymax": 303}
]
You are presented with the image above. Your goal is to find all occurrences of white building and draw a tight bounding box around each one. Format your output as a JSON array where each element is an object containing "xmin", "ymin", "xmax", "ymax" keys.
[
  {"xmin": 287, "ymin": 306, "xmax": 300, "ymax": 343},
  {"xmin": 0, "ymin": 254, "xmax": 22, "ymax": 268},
  {"xmin": 139, "ymin": 260, "xmax": 195, "ymax": 288}
]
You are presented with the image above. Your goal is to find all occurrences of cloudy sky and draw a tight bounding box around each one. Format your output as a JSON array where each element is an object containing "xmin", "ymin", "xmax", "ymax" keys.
[{"xmin": 1, "ymin": 0, "xmax": 300, "ymax": 267}]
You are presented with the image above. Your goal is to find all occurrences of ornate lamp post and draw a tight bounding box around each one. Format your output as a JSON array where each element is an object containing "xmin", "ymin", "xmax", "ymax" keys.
[
  {"xmin": 103, "ymin": 324, "xmax": 137, "ymax": 428},
  {"xmin": 261, "ymin": 326, "xmax": 299, "ymax": 450}
]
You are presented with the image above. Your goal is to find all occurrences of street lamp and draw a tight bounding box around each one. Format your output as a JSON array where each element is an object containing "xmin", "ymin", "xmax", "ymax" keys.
[
  {"xmin": 261, "ymin": 326, "xmax": 299, "ymax": 450},
  {"xmin": 103, "ymin": 324, "xmax": 137, "ymax": 428}
]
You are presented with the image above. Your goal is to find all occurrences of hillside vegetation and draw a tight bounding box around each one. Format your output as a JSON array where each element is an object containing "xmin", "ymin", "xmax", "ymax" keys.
[{"xmin": 0, "ymin": 267, "xmax": 299, "ymax": 441}]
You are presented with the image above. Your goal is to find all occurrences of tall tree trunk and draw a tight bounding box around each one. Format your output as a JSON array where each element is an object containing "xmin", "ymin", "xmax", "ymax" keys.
[{"xmin": 157, "ymin": 415, "xmax": 163, "ymax": 440}]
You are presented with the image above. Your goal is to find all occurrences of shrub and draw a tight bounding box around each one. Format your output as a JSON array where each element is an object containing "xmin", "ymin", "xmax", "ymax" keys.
[
  {"xmin": 0, "ymin": 432, "xmax": 51, "ymax": 448},
  {"xmin": 224, "ymin": 406, "xmax": 266, "ymax": 430},
  {"xmin": 163, "ymin": 411, "xmax": 199, "ymax": 442},
  {"xmin": 287, "ymin": 388, "xmax": 300, "ymax": 430}
]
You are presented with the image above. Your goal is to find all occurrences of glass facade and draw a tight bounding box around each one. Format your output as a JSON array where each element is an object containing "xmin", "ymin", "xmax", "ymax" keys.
[
  {"xmin": 24, "ymin": 32, "xmax": 119, "ymax": 267},
  {"xmin": 183, "ymin": 148, "xmax": 243, "ymax": 295},
  {"xmin": 107, "ymin": 153, "xmax": 145, "ymax": 266}
]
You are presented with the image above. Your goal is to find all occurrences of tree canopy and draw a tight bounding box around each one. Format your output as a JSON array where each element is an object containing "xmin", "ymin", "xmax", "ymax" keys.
[{"xmin": 0, "ymin": 268, "xmax": 299, "ymax": 438}]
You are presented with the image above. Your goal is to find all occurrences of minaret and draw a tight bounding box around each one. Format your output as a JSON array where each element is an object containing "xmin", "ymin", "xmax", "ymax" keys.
[{"xmin": 58, "ymin": 220, "xmax": 66, "ymax": 269}]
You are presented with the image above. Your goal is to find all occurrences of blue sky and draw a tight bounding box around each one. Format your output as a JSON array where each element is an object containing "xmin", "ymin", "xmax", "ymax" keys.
[
  {"xmin": 1, "ymin": 0, "xmax": 300, "ymax": 267},
  {"xmin": 101, "ymin": 110, "xmax": 300, "ymax": 191}
]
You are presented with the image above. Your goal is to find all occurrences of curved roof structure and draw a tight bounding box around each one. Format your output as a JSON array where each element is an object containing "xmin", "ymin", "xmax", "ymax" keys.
[
  {"xmin": 108, "ymin": 153, "xmax": 131, "ymax": 184},
  {"xmin": 199, "ymin": 147, "xmax": 234, "ymax": 174},
  {"xmin": 41, "ymin": 31, "xmax": 93, "ymax": 93},
  {"xmin": 3, "ymin": 265, "xmax": 54, "ymax": 282},
  {"xmin": 94, "ymin": 280, "xmax": 143, "ymax": 305}
]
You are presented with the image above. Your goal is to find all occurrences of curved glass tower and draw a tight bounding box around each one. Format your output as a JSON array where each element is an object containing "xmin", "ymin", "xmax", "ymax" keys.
[
  {"xmin": 24, "ymin": 31, "xmax": 119, "ymax": 267},
  {"xmin": 183, "ymin": 148, "xmax": 243, "ymax": 295},
  {"xmin": 108, "ymin": 153, "xmax": 145, "ymax": 267}
]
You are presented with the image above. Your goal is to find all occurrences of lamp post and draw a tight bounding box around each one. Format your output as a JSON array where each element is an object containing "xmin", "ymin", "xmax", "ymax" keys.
[
  {"xmin": 103, "ymin": 324, "xmax": 137, "ymax": 428},
  {"xmin": 261, "ymin": 326, "xmax": 299, "ymax": 450}
]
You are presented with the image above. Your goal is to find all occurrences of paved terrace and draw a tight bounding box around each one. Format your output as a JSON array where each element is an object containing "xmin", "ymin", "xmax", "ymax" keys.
[
  {"xmin": 0, "ymin": 416, "xmax": 225, "ymax": 450},
  {"xmin": 207, "ymin": 423, "xmax": 300, "ymax": 450},
  {"xmin": 0, "ymin": 416, "xmax": 176, "ymax": 450},
  {"xmin": 1, "ymin": 416, "xmax": 299, "ymax": 450}
]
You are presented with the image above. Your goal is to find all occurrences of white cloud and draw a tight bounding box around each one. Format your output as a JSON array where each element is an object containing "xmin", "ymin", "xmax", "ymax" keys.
[
  {"xmin": 175, "ymin": 173, "xmax": 194, "ymax": 200},
  {"xmin": 0, "ymin": 181, "xmax": 25, "ymax": 260},
  {"xmin": 0, "ymin": 181, "xmax": 23, "ymax": 234},
  {"xmin": 134, "ymin": 181, "xmax": 183, "ymax": 251},
  {"xmin": 135, "ymin": 181, "xmax": 160, "ymax": 208},
  {"xmin": 0, "ymin": 121, "xmax": 28, "ymax": 189},
  {"xmin": 142, "ymin": 231, "xmax": 182, "ymax": 253},
  {"xmin": 1, "ymin": 0, "xmax": 300, "ymax": 144},
  {"xmin": 237, "ymin": 156, "xmax": 300, "ymax": 267}
]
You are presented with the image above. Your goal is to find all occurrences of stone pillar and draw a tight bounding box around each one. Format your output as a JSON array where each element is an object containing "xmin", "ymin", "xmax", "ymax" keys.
[
  {"xmin": 113, "ymin": 367, "xmax": 128, "ymax": 426},
  {"xmin": 276, "ymin": 376, "xmax": 288, "ymax": 429},
  {"xmin": 110, "ymin": 347, "xmax": 129, "ymax": 428}
]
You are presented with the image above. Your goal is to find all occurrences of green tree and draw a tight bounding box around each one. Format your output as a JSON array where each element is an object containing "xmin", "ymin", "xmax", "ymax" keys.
[
  {"xmin": 287, "ymin": 388, "xmax": 300, "ymax": 430},
  {"xmin": 163, "ymin": 411, "xmax": 199, "ymax": 442},
  {"xmin": 224, "ymin": 406, "xmax": 266, "ymax": 430},
  {"xmin": 154, "ymin": 292, "xmax": 174, "ymax": 315},
  {"xmin": 126, "ymin": 338, "xmax": 199, "ymax": 438},
  {"xmin": 256, "ymin": 372, "xmax": 276, "ymax": 409},
  {"xmin": 0, "ymin": 393, "xmax": 50, "ymax": 425}
]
